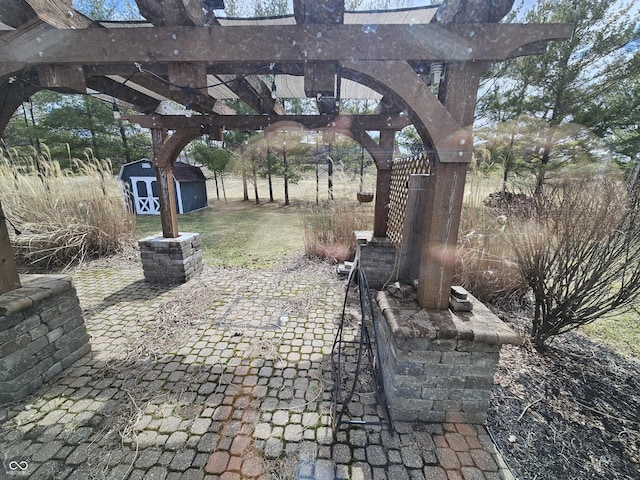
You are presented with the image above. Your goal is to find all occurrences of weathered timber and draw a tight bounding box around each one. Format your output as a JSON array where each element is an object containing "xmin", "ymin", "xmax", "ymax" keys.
[
  {"xmin": 372, "ymin": 130, "xmax": 396, "ymax": 237},
  {"xmin": 0, "ymin": 23, "xmax": 574, "ymax": 77},
  {"xmin": 397, "ymin": 174, "xmax": 431, "ymax": 283},
  {"xmin": 0, "ymin": 201, "xmax": 21, "ymax": 294},
  {"xmin": 124, "ymin": 114, "xmax": 410, "ymax": 132},
  {"xmin": 416, "ymin": 62, "xmax": 483, "ymax": 309}
]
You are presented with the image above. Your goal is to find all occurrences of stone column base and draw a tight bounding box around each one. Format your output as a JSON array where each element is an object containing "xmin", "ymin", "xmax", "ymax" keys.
[
  {"xmin": 0, "ymin": 275, "xmax": 90, "ymax": 403},
  {"xmin": 375, "ymin": 289, "xmax": 521, "ymax": 424},
  {"xmin": 355, "ymin": 231, "xmax": 397, "ymax": 290},
  {"xmin": 139, "ymin": 232, "xmax": 203, "ymax": 284}
]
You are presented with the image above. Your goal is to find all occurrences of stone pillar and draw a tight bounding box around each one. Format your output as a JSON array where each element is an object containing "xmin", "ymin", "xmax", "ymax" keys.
[
  {"xmin": 354, "ymin": 231, "xmax": 397, "ymax": 290},
  {"xmin": 374, "ymin": 289, "xmax": 521, "ymax": 424},
  {"xmin": 0, "ymin": 275, "xmax": 90, "ymax": 403},
  {"xmin": 138, "ymin": 232, "xmax": 203, "ymax": 284}
]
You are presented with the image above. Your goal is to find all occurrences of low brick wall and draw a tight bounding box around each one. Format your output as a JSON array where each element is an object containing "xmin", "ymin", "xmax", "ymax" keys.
[
  {"xmin": 355, "ymin": 231, "xmax": 397, "ymax": 290},
  {"xmin": 374, "ymin": 289, "xmax": 521, "ymax": 424},
  {"xmin": 0, "ymin": 275, "xmax": 90, "ymax": 403},
  {"xmin": 139, "ymin": 232, "xmax": 203, "ymax": 284}
]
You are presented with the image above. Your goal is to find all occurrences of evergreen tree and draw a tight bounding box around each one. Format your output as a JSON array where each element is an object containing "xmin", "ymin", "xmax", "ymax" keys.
[
  {"xmin": 190, "ymin": 141, "xmax": 232, "ymax": 203},
  {"xmin": 477, "ymin": 0, "xmax": 638, "ymax": 191},
  {"xmin": 2, "ymin": 91, "xmax": 150, "ymax": 169}
]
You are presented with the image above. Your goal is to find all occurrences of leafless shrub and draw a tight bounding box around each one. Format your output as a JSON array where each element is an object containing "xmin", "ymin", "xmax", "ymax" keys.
[
  {"xmin": 456, "ymin": 201, "xmax": 530, "ymax": 306},
  {"xmin": 507, "ymin": 177, "xmax": 640, "ymax": 350}
]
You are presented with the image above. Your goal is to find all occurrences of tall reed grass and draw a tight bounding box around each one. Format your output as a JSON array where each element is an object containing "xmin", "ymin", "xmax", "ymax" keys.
[
  {"xmin": 302, "ymin": 200, "xmax": 373, "ymax": 263},
  {"xmin": 455, "ymin": 173, "xmax": 530, "ymax": 305},
  {"xmin": 302, "ymin": 166, "xmax": 375, "ymax": 263},
  {"xmin": 0, "ymin": 146, "xmax": 136, "ymax": 270}
]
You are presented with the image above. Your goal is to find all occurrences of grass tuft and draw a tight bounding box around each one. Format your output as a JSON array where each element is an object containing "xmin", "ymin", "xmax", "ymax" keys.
[{"xmin": 455, "ymin": 174, "xmax": 530, "ymax": 305}]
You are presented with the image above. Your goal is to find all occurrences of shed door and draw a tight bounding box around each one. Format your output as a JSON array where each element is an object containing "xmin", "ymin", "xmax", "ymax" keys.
[{"xmin": 131, "ymin": 177, "xmax": 160, "ymax": 214}]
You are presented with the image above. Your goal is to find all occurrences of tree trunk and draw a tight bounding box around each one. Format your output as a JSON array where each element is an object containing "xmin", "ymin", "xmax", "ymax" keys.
[
  {"xmin": 242, "ymin": 167, "xmax": 249, "ymax": 201},
  {"xmin": 84, "ymin": 98, "xmax": 99, "ymax": 159},
  {"xmin": 283, "ymin": 146, "xmax": 289, "ymax": 206},
  {"xmin": 327, "ymin": 157, "xmax": 334, "ymax": 201},
  {"xmin": 267, "ymin": 148, "xmax": 274, "ymax": 202},
  {"xmin": 117, "ymin": 119, "xmax": 131, "ymax": 163},
  {"xmin": 535, "ymin": 136, "xmax": 553, "ymax": 196},
  {"xmin": 221, "ymin": 173, "xmax": 227, "ymax": 204},
  {"xmin": 253, "ymin": 164, "xmax": 260, "ymax": 205}
]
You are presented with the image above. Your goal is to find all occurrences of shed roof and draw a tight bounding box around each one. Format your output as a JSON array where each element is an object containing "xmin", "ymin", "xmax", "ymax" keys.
[
  {"xmin": 120, "ymin": 159, "xmax": 207, "ymax": 183},
  {"xmin": 173, "ymin": 161, "xmax": 207, "ymax": 182}
]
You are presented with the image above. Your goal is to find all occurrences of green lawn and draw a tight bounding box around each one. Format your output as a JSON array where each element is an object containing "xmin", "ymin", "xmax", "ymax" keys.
[
  {"xmin": 582, "ymin": 309, "xmax": 640, "ymax": 359},
  {"xmin": 136, "ymin": 199, "xmax": 307, "ymax": 268}
]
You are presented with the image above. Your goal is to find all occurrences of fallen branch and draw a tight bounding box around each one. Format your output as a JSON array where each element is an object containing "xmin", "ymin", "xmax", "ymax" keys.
[{"xmin": 517, "ymin": 396, "xmax": 545, "ymax": 421}]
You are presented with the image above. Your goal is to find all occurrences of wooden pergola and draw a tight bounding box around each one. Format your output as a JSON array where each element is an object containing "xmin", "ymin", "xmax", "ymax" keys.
[{"xmin": 0, "ymin": 0, "xmax": 572, "ymax": 309}]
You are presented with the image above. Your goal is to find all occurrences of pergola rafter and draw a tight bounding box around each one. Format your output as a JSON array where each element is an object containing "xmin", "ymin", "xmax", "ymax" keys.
[{"xmin": 0, "ymin": 0, "xmax": 572, "ymax": 309}]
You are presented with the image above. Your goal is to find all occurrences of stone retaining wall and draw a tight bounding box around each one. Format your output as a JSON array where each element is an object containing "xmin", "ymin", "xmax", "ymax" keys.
[
  {"xmin": 0, "ymin": 275, "xmax": 90, "ymax": 403},
  {"xmin": 139, "ymin": 232, "xmax": 203, "ymax": 284},
  {"xmin": 374, "ymin": 289, "xmax": 521, "ymax": 424}
]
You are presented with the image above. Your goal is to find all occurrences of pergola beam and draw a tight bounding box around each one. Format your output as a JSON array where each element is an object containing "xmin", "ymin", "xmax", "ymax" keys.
[
  {"xmin": 216, "ymin": 74, "xmax": 286, "ymax": 115},
  {"xmin": 1, "ymin": 0, "xmax": 93, "ymax": 30},
  {"xmin": 115, "ymin": 73, "xmax": 230, "ymax": 115},
  {"xmin": 0, "ymin": 23, "xmax": 574, "ymax": 77},
  {"xmin": 294, "ymin": 0, "xmax": 344, "ymax": 24},
  {"xmin": 85, "ymin": 76, "xmax": 162, "ymax": 113},
  {"xmin": 135, "ymin": 0, "xmax": 277, "ymax": 116},
  {"xmin": 123, "ymin": 114, "xmax": 410, "ymax": 131}
]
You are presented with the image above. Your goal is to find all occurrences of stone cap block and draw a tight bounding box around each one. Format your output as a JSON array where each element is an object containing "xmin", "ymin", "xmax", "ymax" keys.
[
  {"xmin": 375, "ymin": 290, "xmax": 521, "ymax": 346},
  {"xmin": 0, "ymin": 275, "xmax": 73, "ymax": 317},
  {"xmin": 354, "ymin": 230, "xmax": 373, "ymax": 245},
  {"xmin": 138, "ymin": 232, "xmax": 201, "ymax": 248},
  {"xmin": 354, "ymin": 230, "xmax": 393, "ymax": 246}
]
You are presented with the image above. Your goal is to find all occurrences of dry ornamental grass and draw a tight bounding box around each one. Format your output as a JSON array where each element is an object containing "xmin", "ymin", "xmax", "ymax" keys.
[{"xmin": 0, "ymin": 147, "xmax": 136, "ymax": 270}]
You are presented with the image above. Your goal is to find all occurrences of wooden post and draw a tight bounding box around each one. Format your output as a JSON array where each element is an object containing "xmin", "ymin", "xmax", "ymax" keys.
[
  {"xmin": 373, "ymin": 168, "xmax": 391, "ymax": 237},
  {"xmin": 151, "ymin": 128, "xmax": 179, "ymax": 239},
  {"xmin": 416, "ymin": 62, "xmax": 485, "ymax": 309},
  {"xmin": 0, "ymin": 201, "xmax": 21, "ymax": 294},
  {"xmin": 397, "ymin": 174, "xmax": 431, "ymax": 283},
  {"xmin": 155, "ymin": 163, "xmax": 179, "ymax": 238},
  {"xmin": 416, "ymin": 162, "xmax": 467, "ymax": 309},
  {"xmin": 372, "ymin": 130, "xmax": 395, "ymax": 237}
]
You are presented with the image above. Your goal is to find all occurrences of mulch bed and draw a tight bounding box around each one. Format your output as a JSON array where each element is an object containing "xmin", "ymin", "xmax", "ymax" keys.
[{"xmin": 487, "ymin": 310, "xmax": 640, "ymax": 480}]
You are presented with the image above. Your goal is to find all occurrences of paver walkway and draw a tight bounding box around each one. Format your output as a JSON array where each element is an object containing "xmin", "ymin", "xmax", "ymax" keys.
[{"xmin": 0, "ymin": 256, "xmax": 514, "ymax": 480}]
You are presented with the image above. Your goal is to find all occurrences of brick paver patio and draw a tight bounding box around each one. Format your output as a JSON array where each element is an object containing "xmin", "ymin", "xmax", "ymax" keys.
[{"xmin": 0, "ymin": 256, "xmax": 514, "ymax": 479}]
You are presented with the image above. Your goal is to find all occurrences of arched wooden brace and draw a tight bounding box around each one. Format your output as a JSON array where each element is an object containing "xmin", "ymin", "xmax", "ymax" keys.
[
  {"xmin": 0, "ymin": 82, "xmax": 41, "ymax": 141},
  {"xmin": 150, "ymin": 127, "xmax": 207, "ymax": 238},
  {"xmin": 341, "ymin": 60, "xmax": 486, "ymax": 309},
  {"xmin": 264, "ymin": 121, "xmax": 395, "ymax": 237}
]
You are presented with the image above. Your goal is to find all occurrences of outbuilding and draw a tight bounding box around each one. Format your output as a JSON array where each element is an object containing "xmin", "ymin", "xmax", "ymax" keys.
[{"xmin": 118, "ymin": 159, "xmax": 208, "ymax": 215}]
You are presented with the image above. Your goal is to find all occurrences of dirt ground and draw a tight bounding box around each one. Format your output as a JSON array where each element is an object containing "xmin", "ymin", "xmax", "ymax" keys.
[{"xmin": 487, "ymin": 309, "xmax": 640, "ymax": 480}]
